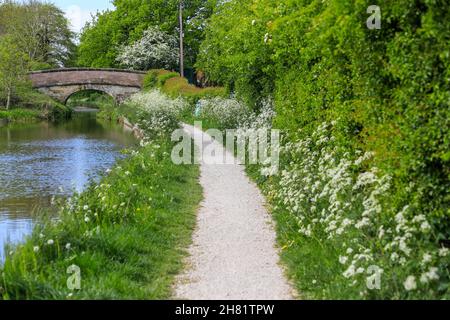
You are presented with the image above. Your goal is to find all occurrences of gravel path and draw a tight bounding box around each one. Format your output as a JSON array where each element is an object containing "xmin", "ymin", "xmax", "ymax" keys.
[{"xmin": 174, "ymin": 124, "xmax": 294, "ymax": 300}]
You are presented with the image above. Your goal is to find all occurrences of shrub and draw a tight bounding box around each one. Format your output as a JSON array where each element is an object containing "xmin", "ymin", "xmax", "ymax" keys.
[
  {"xmin": 197, "ymin": 96, "xmax": 250, "ymax": 129},
  {"xmin": 124, "ymin": 89, "xmax": 188, "ymax": 138},
  {"xmin": 143, "ymin": 69, "xmax": 228, "ymax": 106}
]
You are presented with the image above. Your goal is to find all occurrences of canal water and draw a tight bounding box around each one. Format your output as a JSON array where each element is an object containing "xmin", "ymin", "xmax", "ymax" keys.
[{"xmin": 0, "ymin": 110, "xmax": 137, "ymax": 260}]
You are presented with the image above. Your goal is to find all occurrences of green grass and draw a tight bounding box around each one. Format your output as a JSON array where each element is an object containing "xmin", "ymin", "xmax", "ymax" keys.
[
  {"xmin": 66, "ymin": 90, "xmax": 115, "ymax": 110},
  {"xmin": 0, "ymin": 108, "xmax": 42, "ymax": 123},
  {"xmin": 0, "ymin": 135, "xmax": 201, "ymax": 299}
]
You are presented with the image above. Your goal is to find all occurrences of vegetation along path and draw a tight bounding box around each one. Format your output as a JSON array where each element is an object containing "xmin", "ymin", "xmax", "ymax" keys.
[{"xmin": 174, "ymin": 124, "xmax": 294, "ymax": 300}]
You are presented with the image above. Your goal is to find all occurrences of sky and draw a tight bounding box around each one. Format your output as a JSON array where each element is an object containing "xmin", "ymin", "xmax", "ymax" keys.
[{"xmin": 50, "ymin": 0, "xmax": 115, "ymax": 33}]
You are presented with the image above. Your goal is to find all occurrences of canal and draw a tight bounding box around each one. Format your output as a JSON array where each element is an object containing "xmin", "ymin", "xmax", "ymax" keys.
[{"xmin": 0, "ymin": 110, "xmax": 136, "ymax": 260}]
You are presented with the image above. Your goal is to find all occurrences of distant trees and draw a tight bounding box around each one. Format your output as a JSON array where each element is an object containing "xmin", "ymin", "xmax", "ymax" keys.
[
  {"xmin": 0, "ymin": 0, "xmax": 75, "ymax": 108},
  {"xmin": 0, "ymin": 0, "xmax": 76, "ymax": 68}
]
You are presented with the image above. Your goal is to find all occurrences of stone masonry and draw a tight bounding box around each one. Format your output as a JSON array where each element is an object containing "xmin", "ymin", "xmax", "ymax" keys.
[{"xmin": 28, "ymin": 68, "xmax": 146, "ymax": 104}]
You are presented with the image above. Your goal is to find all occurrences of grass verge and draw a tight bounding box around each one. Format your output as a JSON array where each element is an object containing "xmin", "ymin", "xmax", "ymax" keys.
[
  {"xmin": 0, "ymin": 108, "xmax": 42, "ymax": 123},
  {"xmin": 0, "ymin": 132, "xmax": 201, "ymax": 299}
]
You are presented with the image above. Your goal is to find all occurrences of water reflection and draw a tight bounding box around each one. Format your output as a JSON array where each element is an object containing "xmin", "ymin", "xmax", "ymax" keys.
[{"xmin": 0, "ymin": 111, "xmax": 136, "ymax": 260}]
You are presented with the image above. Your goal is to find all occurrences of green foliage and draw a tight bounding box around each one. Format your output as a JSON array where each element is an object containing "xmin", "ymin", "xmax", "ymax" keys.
[
  {"xmin": 143, "ymin": 70, "xmax": 159, "ymax": 89},
  {"xmin": 0, "ymin": 110, "xmax": 201, "ymax": 300},
  {"xmin": 0, "ymin": 0, "xmax": 76, "ymax": 67},
  {"xmin": 66, "ymin": 90, "xmax": 115, "ymax": 110},
  {"xmin": 198, "ymin": 0, "xmax": 450, "ymax": 299},
  {"xmin": 143, "ymin": 69, "xmax": 227, "ymax": 104},
  {"xmin": 158, "ymin": 71, "xmax": 181, "ymax": 87},
  {"xmin": 0, "ymin": 35, "xmax": 29, "ymax": 109},
  {"xmin": 0, "ymin": 1, "xmax": 75, "ymax": 115},
  {"xmin": 143, "ymin": 69, "xmax": 181, "ymax": 89},
  {"xmin": 77, "ymin": 0, "xmax": 218, "ymax": 68}
]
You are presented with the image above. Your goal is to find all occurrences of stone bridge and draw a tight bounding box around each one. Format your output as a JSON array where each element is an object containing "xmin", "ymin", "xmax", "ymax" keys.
[{"xmin": 28, "ymin": 68, "xmax": 146, "ymax": 104}]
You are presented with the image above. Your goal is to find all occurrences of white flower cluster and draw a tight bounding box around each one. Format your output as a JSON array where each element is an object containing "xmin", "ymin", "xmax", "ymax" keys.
[
  {"xmin": 128, "ymin": 89, "xmax": 186, "ymax": 116},
  {"xmin": 264, "ymin": 121, "xmax": 448, "ymax": 294},
  {"xmin": 198, "ymin": 96, "xmax": 276, "ymax": 132},
  {"xmin": 238, "ymin": 98, "xmax": 275, "ymax": 130},
  {"xmin": 127, "ymin": 89, "xmax": 187, "ymax": 137},
  {"xmin": 196, "ymin": 96, "xmax": 448, "ymax": 295},
  {"xmin": 198, "ymin": 96, "xmax": 251, "ymax": 129},
  {"xmin": 116, "ymin": 26, "xmax": 179, "ymax": 70}
]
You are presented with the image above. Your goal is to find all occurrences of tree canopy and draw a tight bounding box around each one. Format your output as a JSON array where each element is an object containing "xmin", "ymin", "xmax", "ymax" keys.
[
  {"xmin": 77, "ymin": 0, "xmax": 218, "ymax": 69},
  {"xmin": 116, "ymin": 26, "xmax": 179, "ymax": 70},
  {"xmin": 0, "ymin": 0, "xmax": 75, "ymax": 108},
  {"xmin": 0, "ymin": 0, "xmax": 76, "ymax": 68}
]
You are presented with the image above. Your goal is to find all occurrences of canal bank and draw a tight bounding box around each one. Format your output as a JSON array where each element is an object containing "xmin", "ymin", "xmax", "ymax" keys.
[
  {"xmin": 0, "ymin": 93, "xmax": 202, "ymax": 299},
  {"xmin": 0, "ymin": 110, "xmax": 137, "ymax": 261}
]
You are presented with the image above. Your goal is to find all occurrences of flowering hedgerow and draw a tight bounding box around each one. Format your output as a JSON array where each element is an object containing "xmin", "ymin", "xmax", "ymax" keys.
[
  {"xmin": 269, "ymin": 121, "xmax": 449, "ymax": 298},
  {"xmin": 197, "ymin": 96, "xmax": 251, "ymax": 129},
  {"xmin": 197, "ymin": 94, "xmax": 449, "ymax": 299},
  {"xmin": 197, "ymin": 96, "xmax": 275, "ymax": 131},
  {"xmin": 126, "ymin": 89, "xmax": 188, "ymax": 138},
  {"xmin": 116, "ymin": 26, "xmax": 179, "ymax": 71}
]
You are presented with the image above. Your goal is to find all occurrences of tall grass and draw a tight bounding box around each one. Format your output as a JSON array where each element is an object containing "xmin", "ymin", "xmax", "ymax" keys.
[{"xmin": 0, "ymin": 92, "xmax": 202, "ymax": 300}]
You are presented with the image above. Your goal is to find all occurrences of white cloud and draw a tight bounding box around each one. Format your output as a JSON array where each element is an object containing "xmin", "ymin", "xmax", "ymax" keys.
[{"xmin": 65, "ymin": 5, "xmax": 93, "ymax": 34}]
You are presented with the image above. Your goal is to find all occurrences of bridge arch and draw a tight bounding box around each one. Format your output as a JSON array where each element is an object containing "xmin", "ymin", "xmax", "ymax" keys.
[
  {"xmin": 64, "ymin": 88, "xmax": 116, "ymax": 106},
  {"xmin": 28, "ymin": 68, "xmax": 146, "ymax": 104}
]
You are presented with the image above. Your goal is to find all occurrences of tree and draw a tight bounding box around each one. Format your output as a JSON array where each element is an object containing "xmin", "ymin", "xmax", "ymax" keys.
[
  {"xmin": 116, "ymin": 26, "xmax": 179, "ymax": 70},
  {"xmin": 0, "ymin": 36, "xmax": 29, "ymax": 109},
  {"xmin": 0, "ymin": 0, "xmax": 76, "ymax": 67},
  {"xmin": 77, "ymin": 0, "xmax": 218, "ymax": 69}
]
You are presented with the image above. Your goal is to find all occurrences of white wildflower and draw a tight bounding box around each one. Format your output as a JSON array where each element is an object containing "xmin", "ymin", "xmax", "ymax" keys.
[
  {"xmin": 421, "ymin": 253, "xmax": 432, "ymax": 265},
  {"xmin": 420, "ymin": 267, "xmax": 439, "ymax": 284},
  {"xmin": 438, "ymin": 247, "xmax": 449, "ymax": 257},
  {"xmin": 420, "ymin": 221, "xmax": 431, "ymax": 232},
  {"xmin": 390, "ymin": 252, "xmax": 399, "ymax": 262},
  {"xmin": 355, "ymin": 217, "xmax": 370, "ymax": 229},
  {"xmin": 339, "ymin": 256, "xmax": 348, "ymax": 264},
  {"xmin": 403, "ymin": 276, "xmax": 417, "ymax": 291}
]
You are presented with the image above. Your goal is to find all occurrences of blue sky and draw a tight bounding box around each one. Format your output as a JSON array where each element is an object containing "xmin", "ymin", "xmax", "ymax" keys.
[{"xmin": 49, "ymin": 0, "xmax": 114, "ymax": 33}]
